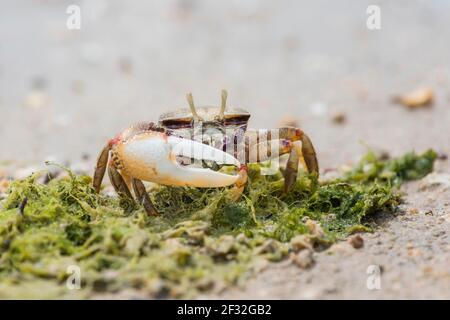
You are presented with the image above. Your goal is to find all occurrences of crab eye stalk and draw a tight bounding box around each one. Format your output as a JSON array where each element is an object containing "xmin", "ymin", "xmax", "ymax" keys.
[
  {"xmin": 218, "ymin": 89, "xmax": 228, "ymax": 120},
  {"xmin": 186, "ymin": 92, "xmax": 201, "ymax": 121}
]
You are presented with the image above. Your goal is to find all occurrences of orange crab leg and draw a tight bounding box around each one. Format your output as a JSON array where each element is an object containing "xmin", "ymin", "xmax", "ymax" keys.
[
  {"xmin": 132, "ymin": 178, "xmax": 158, "ymax": 216},
  {"xmin": 229, "ymin": 165, "xmax": 248, "ymax": 201},
  {"xmin": 107, "ymin": 164, "xmax": 134, "ymax": 199},
  {"xmin": 244, "ymin": 127, "xmax": 319, "ymax": 192},
  {"xmin": 93, "ymin": 143, "xmax": 111, "ymax": 193}
]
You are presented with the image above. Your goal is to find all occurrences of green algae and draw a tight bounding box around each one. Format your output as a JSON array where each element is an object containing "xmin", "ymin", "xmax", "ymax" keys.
[{"xmin": 0, "ymin": 150, "xmax": 437, "ymax": 299}]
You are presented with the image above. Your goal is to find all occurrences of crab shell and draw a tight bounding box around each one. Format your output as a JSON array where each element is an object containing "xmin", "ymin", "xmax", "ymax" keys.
[
  {"xmin": 159, "ymin": 106, "xmax": 251, "ymax": 154},
  {"xmin": 159, "ymin": 106, "xmax": 250, "ymax": 130}
]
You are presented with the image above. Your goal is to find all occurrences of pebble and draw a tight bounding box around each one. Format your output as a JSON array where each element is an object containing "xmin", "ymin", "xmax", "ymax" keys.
[
  {"xmin": 212, "ymin": 235, "xmax": 235, "ymax": 256},
  {"xmin": 393, "ymin": 87, "xmax": 434, "ymax": 109},
  {"xmin": 347, "ymin": 235, "xmax": 364, "ymax": 249},
  {"xmin": 377, "ymin": 150, "xmax": 391, "ymax": 161},
  {"xmin": 330, "ymin": 112, "xmax": 346, "ymax": 124},
  {"xmin": 419, "ymin": 173, "xmax": 450, "ymax": 191},
  {"xmin": 300, "ymin": 287, "xmax": 323, "ymax": 299},
  {"xmin": 255, "ymin": 239, "xmax": 279, "ymax": 255},
  {"xmin": 0, "ymin": 179, "xmax": 10, "ymax": 193},
  {"xmin": 305, "ymin": 219, "xmax": 325, "ymax": 237},
  {"xmin": 23, "ymin": 90, "xmax": 49, "ymax": 109},
  {"xmin": 290, "ymin": 235, "xmax": 312, "ymax": 252},
  {"xmin": 290, "ymin": 250, "xmax": 314, "ymax": 269},
  {"xmin": 235, "ymin": 233, "xmax": 249, "ymax": 244},
  {"xmin": 437, "ymin": 153, "xmax": 448, "ymax": 161}
]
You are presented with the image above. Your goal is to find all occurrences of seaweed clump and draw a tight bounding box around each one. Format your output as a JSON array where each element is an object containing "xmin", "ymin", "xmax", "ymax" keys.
[{"xmin": 0, "ymin": 150, "xmax": 436, "ymax": 298}]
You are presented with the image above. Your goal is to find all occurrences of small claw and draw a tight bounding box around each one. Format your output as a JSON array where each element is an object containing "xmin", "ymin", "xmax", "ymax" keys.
[
  {"xmin": 169, "ymin": 135, "xmax": 240, "ymax": 167},
  {"xmin": 117, "ymin": 132, "xmax": 242, "ymax": 188}
]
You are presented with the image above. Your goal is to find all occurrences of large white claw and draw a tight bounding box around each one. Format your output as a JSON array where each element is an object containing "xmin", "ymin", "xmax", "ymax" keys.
[{"xmin": 117, "ymin": 132, "xmax": 241, "ymax": 188}]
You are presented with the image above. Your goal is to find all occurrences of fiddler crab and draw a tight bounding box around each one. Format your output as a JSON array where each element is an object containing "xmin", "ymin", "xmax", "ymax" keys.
[{"xmin": 93, "ymin": 90, "xmax": 319, "ymax": 216}]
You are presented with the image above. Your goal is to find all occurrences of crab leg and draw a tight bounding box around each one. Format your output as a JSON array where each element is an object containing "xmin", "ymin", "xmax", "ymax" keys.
[
  {"xmin": 284, "ymin": 141, "xmax": 302, "ymax": 192},
  {"xmin": 108, "ymin": 161, "xmax": 159, "ymax": 216},
  {"xmin": 107, "ymin": 165, "xmax": 133, "ymax": 199},
  {"xmin": 93, "ymin": 143, "xmax": 111, "ymax": 193},
  {"xmin": 93, "ymin": 122, "xmax": 169, "ymax": 194},
  {"xmin": 131, "ymin": 178, "xmax": 158, "ymax": 216},
  {"xmin": 229, "ymin": 165, "xmax": 248, "ymax": 201},
  {"xmin": 236, "ymin": 139, "xmax": 293, "ymax": 164},
  {"xmin": 244, "ymin": 127, "xmax": 319, "ymax": 192},
  {"xmin": 296, "ymin": 132, "xmax": 319, "ymax": 175},
  {"xmin": 247, "ymin": 128, "xmax": 318, "ymax": 173}
]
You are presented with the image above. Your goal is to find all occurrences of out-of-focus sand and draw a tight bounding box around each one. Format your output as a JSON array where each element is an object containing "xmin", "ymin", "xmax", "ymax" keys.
[{"xmin": 1, "ymin": 0, "xmax": 449, "ymax": 167}]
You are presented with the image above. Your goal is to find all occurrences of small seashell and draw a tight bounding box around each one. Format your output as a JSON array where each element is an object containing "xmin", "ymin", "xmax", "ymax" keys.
[{"xmin": 393, "ymin": 87, "xmax": 433, "ymax": 109}]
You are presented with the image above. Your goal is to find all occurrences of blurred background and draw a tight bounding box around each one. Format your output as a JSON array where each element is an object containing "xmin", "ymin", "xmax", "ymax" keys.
[{"xmin": 1, "ymin": 0, "xmax": 449, "ymax": 172}]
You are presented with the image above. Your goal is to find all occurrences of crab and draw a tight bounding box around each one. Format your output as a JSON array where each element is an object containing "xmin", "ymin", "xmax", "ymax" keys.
[{"xmin": 93, "ymin": 90, "xmax": 318, "ymax": 215}]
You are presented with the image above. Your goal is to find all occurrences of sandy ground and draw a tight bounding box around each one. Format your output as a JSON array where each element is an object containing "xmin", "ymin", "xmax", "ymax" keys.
[
  {"xmin": 1, "ymin": 0, "xmax": 449, "ymax": 299},
  {"xmin": 213, "ymin": 175, "xmax": 450, "ymax": 299}
]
